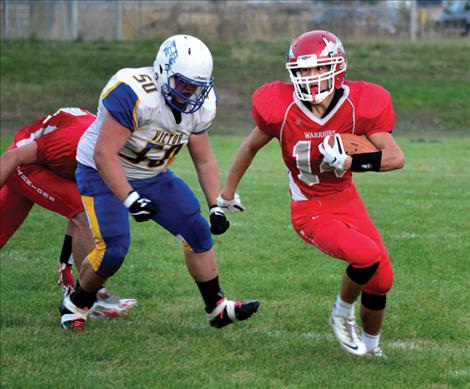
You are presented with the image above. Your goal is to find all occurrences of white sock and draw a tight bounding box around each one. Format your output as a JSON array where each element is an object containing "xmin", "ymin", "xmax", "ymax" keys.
[
  {"xmin": 333, "ymin": 295, "xmax": 355, "ymax": 318},
  {"xmin": 363, "ymin": 332, "xmax": 380, "ymax": 351}
]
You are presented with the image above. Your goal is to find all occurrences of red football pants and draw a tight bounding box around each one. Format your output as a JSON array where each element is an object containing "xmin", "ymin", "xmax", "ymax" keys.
[
  {"xmin": 0, "ymin": 165, "xmax": 83, "ymax": 248},
  {"xmin": 291, "ymin": 184, "xmax": 393, "ymax": 295}
]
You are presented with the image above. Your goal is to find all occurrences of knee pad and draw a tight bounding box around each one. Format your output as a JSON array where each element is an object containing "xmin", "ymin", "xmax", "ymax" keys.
[
  {"xmin": 363, "ymin": 255, "xmax": 394, "ymax": 295},
  {"xmin": 346, "ymin": 261, "xmax": 380, "ymax": 285},
  {"xmin": 93, "ymin": 238, "xmax": 130, "ymax": 277},
  {"xmin": 180, "ymin": 212, "xmax": 213, "ymax": 253},
  {"xmin": 361, "ymin": 291, "xmax": 387, "ymax": 310}
]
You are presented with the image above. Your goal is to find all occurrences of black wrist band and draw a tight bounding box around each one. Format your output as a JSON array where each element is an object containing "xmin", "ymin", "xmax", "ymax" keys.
[
  {"xmin": 350, "ymin": 151, "xmax": 382, "ymax": 172},
  {"xmin": 209, "ymin": 204, "xmax": 217, "ymax": 210}
]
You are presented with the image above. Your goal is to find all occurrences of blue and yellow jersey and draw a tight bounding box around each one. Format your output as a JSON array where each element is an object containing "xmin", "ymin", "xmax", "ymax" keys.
[{"xmin": 77, "ymin": 67, "xmax": 217, "ymax": 180}]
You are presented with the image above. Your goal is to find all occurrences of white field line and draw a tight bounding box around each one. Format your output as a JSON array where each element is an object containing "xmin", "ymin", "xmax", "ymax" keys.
[
  {"xmin": 247, "ymin": 327, "xmax": 470, "ymax": 355},
  {"xmin": 448, "ymin": 370, "xmax": 470, "ymax": 377},
  {"xmin": 182, "ymin": 323, "xmax": 470, "ymax": 356}
]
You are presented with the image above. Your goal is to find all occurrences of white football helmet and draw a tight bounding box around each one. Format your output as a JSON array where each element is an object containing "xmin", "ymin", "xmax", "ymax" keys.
[
  {"xmin": 154, "ymin": 35, "xmax": 214, "ymax": 114},
  {"xmin": 286, "ymin": 30, "xmax": 347, "ymax": 104}
]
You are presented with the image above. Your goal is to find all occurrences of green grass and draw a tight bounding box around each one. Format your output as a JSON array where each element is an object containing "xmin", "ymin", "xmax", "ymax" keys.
[
  {"xmin": 1, "ymin": 136, "xmax": 469, "ymax": 388},
  {"xmin": 1, "ymin": 37, "xmax": 469, "ymax": 387},
  {"xmin": 1, "ymin": 39, "xmax": 469, "ymax": 136}
]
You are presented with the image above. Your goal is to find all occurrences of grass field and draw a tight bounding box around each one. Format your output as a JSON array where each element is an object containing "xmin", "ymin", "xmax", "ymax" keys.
[
  {"xmin": 1, "ymin": 37, "xmax": 470, "ymax": 387},
  {"xmin": 1, "ymin": 135, "xmax": 469, "ymax": 388},
  {"xmin": 1, "ymin": 39, "xmax": 470, "ymax": 136}
]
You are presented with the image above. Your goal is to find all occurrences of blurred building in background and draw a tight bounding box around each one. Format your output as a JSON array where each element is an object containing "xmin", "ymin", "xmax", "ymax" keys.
[{"xmin": 1, "ymin": 0, "xmax": 467, "ymax": 42}]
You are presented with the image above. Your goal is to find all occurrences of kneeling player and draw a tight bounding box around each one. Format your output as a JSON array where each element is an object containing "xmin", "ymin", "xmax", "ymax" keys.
[{"xmin": 0, "ymin": 108, "xmax": 137, "ymax": 319}]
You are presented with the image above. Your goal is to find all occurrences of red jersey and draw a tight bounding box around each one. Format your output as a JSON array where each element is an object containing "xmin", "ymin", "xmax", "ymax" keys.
[
  {"xmin": 11, "ymin": 108, "xmax": 96, "ymax": 180},
  {"xmin": 252, "ymin": 80, "xmax": 394, "ymax": 199}
]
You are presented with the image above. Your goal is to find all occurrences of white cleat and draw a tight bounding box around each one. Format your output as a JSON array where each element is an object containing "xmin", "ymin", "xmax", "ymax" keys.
[
  {"xmin": 366, "ymin": 347, "xmax": 387, "ymax": 359},
  {"xmin": 88, "ymin": 289, "xmax": 137, "ymax": 320},
  {"xmin": 329, "ymin": 309, "xmax": 367, "ymax": 356}
]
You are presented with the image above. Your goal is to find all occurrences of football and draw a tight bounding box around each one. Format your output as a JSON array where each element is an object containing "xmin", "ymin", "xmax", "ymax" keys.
[{"xmin": 338, "ymin": 133, "xmax": 378, "ymax": 155}]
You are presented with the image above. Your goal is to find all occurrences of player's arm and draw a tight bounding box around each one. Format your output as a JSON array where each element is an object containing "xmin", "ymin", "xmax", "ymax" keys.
[
  {"xmin": 188, "ymin": 131, "xmax": 232, "ymax": 235},
  {"xmin": 187, "ymin": 131, "xmax": 221, "ymax": 207},
  {"xmin": 221, "ymin": 126, "xmax": 273, "ymax": 201},
  {"xmin": 93, "ymin": 110, "xmax": 134, "ymax": 201},
  {"xmin": 0, "ymin": 142, "xmax": 38, "ymax": 187},
  {"xmin": 325, "ymin": 132, "xmax": 405, "ymax": 173},
  {"xmin": 366, "ymin": 132, "xmax": 405, "ymax": 172}
]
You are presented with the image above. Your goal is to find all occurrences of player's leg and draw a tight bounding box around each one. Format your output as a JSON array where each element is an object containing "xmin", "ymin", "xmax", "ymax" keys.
[
  {"xmin": 68, "ymin": 212, "xmax": 95, "ymax": 270},
  {"xmin": 291, "ymin": 195, "xmax": 383, "ymax": 355},
  {"xmin": 56, "ymin": 201, "xmax": 89, "ymax": 296},
  {"xmin": 360, "ymin": 244, "xmax": 392, "ymax": 336},
  {"xmin": 6, "ymin": 165, "xmax": 88, "ymax": 265},
  {"xmin": 8, "ymin": 164, "xmax": 89, "ymax": 291},
  {"xmin": 136, "ymin": 170, "xmax": 260, "ymax": 328},
  {"xmin": 0, "ymin": 183, "xmax": 34, "ymax": 248},
  {"xmin": 1, "ymin": 169, "xmax": 80, "ymax": 292},
  {"xmin": 343, "ymin": 194, "xmax": 393, "ymax": 358},
  {"xmin": 60, "ymin": 164, "xmax": 132, "ymax": 330},
  {"xmin": 56, "ymin": 212, "xmax": 136, "ymax": 320},
  {"xmin": 57, "ymin": 222, "xmax": 75, "ymax": 296},
  {"xmin": 4, "ymin": 164, "xmax": 135, "ymax": 325},
  {"xmin": 61, "ymin": 206, "xmax": 128, "ymax": 330},
  {"xmin": 359, "ymin": 243, "xmax": 393, "ymax": 358},
  {"xmin": 67, "ymin": 209, "xmax": 137, "ymax": 319},
  {"xmin": 57, "ymin": 212, "xmax": 94, "ymax": 296},
  {"xmin": 183, "ymin": 249, "xmax": 261, "ymax": 329},
  {"xmin": 313, "ymin": 218, "xmax": 381, "ymax": 355}
]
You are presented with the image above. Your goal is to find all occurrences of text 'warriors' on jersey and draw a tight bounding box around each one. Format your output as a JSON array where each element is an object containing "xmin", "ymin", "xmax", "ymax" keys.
[
  {"xmin": 77, "ymin": 67, "xmax": 217, "ymax": 180},
  {"xmin": 252, "ymin": 80, "xmax": 394, "ymax": 200}
]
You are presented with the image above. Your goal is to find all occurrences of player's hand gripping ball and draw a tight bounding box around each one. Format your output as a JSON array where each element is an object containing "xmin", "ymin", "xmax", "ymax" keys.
[{"xmin": 336, "ymin": 133, "xmax": 378, "ymax": 155}]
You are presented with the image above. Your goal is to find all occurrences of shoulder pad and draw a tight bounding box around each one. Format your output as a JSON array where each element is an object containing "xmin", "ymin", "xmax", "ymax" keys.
[
  {"xmin": 347, "ymin": 81, "xmax": 394, "ymax": 134},
  {"xmin": 252, "ymin": 81, "xmax": 293, "ymax": 136},
  {"xmin": 193, "ymin": 88, "xmax": 217, "ymax": 134},
  {"xmin": 101, "ymin": 67, "xmax": 159, "ymax": 131},
  {"xmin": 351, "ymin": 81, "xmax": 392, "ymax": 119}
]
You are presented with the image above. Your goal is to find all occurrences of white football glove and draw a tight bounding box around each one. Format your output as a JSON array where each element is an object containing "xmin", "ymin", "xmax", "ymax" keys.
[
  {"xmin": 216, "ymin": 193, "xmax": 245, "ymax": 214},
  {"xmin": 318, "ymin": 134, "xmax": 348, "ymax": 175}
]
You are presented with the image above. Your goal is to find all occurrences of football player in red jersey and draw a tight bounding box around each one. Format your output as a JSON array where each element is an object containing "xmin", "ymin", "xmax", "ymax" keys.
[
  {"xmin": 0, "ymin": 108, "xmax": 136, "ymax": 319},
  {"xmin": 218, "ymin": 30, "xmax": 405, "ymax": 358}
]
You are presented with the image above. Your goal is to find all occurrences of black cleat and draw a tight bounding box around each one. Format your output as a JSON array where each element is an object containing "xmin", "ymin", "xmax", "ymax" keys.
[{"xmin": 206, "ymin": 298, "xmax": 261, "ymax": 329}]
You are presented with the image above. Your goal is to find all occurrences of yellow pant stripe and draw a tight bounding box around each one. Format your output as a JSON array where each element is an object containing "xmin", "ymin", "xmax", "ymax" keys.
[
  {"xmin": 81, "ymin": 195, "xmax": 106, "ymax": 272},
  {"xmin": 181, "ymin": 240, "xmax": 194, "ymax": 252}
]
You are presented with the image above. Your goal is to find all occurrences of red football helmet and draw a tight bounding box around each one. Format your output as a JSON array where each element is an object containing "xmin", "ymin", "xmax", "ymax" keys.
[{"xmin": 286, "ymin": 30, "xmax": 347, "ymax": 104}]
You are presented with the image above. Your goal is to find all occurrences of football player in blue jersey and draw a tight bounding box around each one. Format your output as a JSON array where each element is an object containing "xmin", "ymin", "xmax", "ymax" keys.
[{"xmin": 59, "ymin": 35, "xmax": 261, "ymax": 331}]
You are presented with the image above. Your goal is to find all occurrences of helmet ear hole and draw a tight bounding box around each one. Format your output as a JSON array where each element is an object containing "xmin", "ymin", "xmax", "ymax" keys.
[
  {"xmin": 285, "ymin": 30, "xmax": 347, "ymax": 103},
  {"xmin": 153, "ymin": 34, "xmax": 214, "ymax": 113}
]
